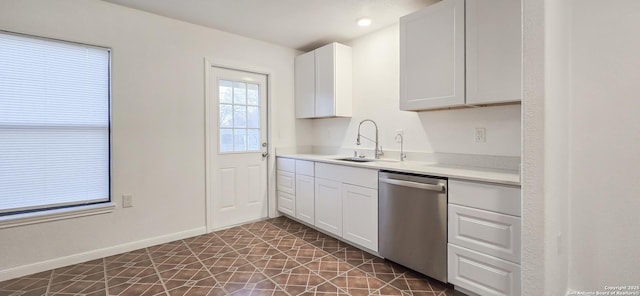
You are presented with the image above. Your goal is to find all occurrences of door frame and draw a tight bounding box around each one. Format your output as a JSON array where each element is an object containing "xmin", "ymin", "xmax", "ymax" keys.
[{"xmin": 204, "ymin": 58, "xmax": 276, "ymax": 232}]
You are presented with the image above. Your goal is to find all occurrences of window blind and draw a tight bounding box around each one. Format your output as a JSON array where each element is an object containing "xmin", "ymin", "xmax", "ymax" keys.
[{"xmin": 0, "ymin": 31, "xmax": 110, "ymax": 215}]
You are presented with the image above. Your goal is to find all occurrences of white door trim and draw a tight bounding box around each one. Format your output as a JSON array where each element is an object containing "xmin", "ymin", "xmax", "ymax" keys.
[{"xmin": 204, "ymin": 58, "xmax": 276, "ymax": 233}]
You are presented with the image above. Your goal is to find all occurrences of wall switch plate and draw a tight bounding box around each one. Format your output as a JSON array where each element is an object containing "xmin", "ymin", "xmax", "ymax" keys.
[
  {"xmin": 122, "ymin": 194, "xmax": 133, "ymax": 208},
  {"xmin": 395, "ymin": 129, "xmax": 404, "ymax": 143},
  {"xmin": 475, "ymin": 128, "xmax": 486, "ymax": 143}
]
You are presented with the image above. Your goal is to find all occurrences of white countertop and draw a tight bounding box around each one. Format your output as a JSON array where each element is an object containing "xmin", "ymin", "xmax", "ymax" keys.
[{"xmin": 277, "ymin": 153, "xmax": 521, "ymax": 186}]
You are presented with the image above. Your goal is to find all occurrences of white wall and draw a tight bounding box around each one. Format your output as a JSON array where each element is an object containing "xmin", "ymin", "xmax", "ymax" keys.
[
  {"xmin": 567, "ymin": 0, "xmax": 640, "ymax": 290},
  {"xmin": 544, "ymin": 0, "xmax": 570, "ymax": 294},
  {"xmin": 0, "ymin": 0, "xmax": 308, "ymax": 280},
  {"xmin": 521, "ymin": 0, "xmax": 546, "ymax": 294},
  {"xmin": 311, "ymin": 24, "xmax": 522, "ymax": 158}
]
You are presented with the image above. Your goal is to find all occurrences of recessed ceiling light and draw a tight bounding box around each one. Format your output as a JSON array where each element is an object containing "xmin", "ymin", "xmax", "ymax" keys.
[{"xmin": 357, "ymin": 18, "xmax": 372, "ymax": 27}]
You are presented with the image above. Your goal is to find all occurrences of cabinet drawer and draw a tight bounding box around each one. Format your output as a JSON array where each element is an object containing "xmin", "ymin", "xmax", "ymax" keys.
[
  {"xmin": 449, "ymin": 179, "xmax": 521, "ymax": 216},
  {"xmin": 295, "ymin": 160, "xmax": 314, "ymax": 176},
  {"xmin": 449, "ymin": 204, "xmax": 521, "ymax": 263},
  {"xmin": 315, "ymin": 163, "xmax": 377, "ymax": 189},
  {"xmin": 276, "ymin": 170, "xmax": 295, "ymax": 194},
  {"xmin": 448, "ymin": 244, "xmax": 521, "ymax": 296},
  {"xmin": 276, "ymin": 157, "xmax": 295, "ymax": 173},
  {"xmin": 277, "ymin": 191, "xmax": 295, "ymax": 216}
]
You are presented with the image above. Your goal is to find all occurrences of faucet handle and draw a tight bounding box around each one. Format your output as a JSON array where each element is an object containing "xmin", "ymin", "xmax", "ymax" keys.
[{"xmin": 353, "ymin": 150, "xmax": 358, "ymax": 157}]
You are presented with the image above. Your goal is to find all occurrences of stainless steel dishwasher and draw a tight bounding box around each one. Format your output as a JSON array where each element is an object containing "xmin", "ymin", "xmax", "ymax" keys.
[{"xmin": 378, "ymin": 170, "xmax": 448, "ymax": 282}]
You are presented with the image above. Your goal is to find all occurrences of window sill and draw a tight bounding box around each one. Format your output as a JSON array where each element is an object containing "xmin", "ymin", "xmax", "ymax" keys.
[{"xmin": 0, "ymin": 203, "xmax": 116, "ymax": 229}]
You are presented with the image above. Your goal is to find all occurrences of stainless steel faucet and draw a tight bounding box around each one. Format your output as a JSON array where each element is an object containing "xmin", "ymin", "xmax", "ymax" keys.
[
  {"xmin": 395, "ymin": 133, "xmax": 407, "ymax": 161},
  {"xmin": 356, "ymin": 119, "xmax": 384, "ymax": 159}
]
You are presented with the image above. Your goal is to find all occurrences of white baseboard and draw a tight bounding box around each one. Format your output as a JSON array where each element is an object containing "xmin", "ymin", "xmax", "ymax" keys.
[{"xmin": 0, "ymin": 227, "xmax": 206, "ymax": 282}]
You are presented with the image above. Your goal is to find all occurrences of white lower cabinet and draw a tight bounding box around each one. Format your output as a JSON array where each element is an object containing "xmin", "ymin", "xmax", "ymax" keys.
[
  {"xmin": 315, "ymin": 163, "xmax": 379, "ymax": 252},
  {"xmin": 448, "ymin": 179, "xmax": 522, "ymax": 296},
  {"xmin": 295, "ymin": 174, "xmax": 315, "ymax": 225},
  {"xmin": 276, "ymin": 169, "xmax": 295, "ymax": 215},
  {"xmin": 314, "ymin": 178, "xmax": 343, "ymax": 237},
  {"xmin": 276, "ymin": 158, "xmax": 379, "ymax": 254},
  {"xmin": 342, "ymin": 184, "xmax": 378, "ymax": 251},
  {"xmin": 448, "ymin": 244, "xmax": 521, "ymax": 296},
  {"xmin": 449, "ymin": 204, "xmax": 521, "ymax": 263},
  {"xmin": 277, "ymin": 191, "xmax": 295, "ymax": 216}
]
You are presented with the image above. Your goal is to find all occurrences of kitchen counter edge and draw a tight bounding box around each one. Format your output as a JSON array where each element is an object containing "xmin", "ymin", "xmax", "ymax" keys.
[{"xmin": 276, "ymin": 153, "xmax": 521, "ymax": 187}]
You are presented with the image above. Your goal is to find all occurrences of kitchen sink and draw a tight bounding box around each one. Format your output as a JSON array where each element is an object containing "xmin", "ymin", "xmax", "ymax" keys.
[{"xmin": 335, "ymin": 157, "xmax": 375, "ymax": 163}]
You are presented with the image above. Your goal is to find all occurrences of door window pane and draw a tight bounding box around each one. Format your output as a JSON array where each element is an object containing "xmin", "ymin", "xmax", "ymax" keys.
[
  {"xmin": 247, "ymin": 84, "xmax": 259, "ymax": 105},
  {"xmin": 233, "ymin": 82, "xmax": 246, "ymax": 104},
  {"xmin": 219, "ymin": 129, "xmax": 233, "ymax": 152},
  {"xmin": 219, "ymin": 80, "xmax": 233, "ymax": 104},
  {"xmin": 233, "ymin": 106, "xmax": 246, "ymax": 128},
  {"xmin": 247, "ymin": 106, "xmax": 260, "ymax": 128},
  {"xmin": 218, "ymin": 79, "xmax": 261, "ymax": 153},
  {"xmin": 219, "ymin": 104, "xmax": 233, "ymax": 128},
  {"xmin": 233, "ymin": 129, "xmax": 246, "ymax": 151}
]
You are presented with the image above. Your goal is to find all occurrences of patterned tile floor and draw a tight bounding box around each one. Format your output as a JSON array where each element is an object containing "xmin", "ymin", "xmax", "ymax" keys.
[{"xmin": 0, "ymin": 217, "xmax": 455, "ymax": 296}]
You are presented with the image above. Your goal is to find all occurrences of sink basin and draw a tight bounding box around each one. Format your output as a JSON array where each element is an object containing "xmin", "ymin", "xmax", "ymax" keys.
[{"xmin": 335, "ymin": 157, "xmax": 375, "ymax": 163}]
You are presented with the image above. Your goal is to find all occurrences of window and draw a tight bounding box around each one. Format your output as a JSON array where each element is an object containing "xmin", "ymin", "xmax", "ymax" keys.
[
  {"xmin": 218, "ymin": 79, "xmax": 261, "ymax": 153},
  {"xmin": 0, "ymin": 31, "xmax": 110, "ymax": 216}
]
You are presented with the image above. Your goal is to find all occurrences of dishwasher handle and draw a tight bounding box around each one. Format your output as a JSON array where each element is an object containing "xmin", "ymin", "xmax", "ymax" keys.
[{"xmin": 379, "ymin": 178, "xmax": 446, "ymax": 192}]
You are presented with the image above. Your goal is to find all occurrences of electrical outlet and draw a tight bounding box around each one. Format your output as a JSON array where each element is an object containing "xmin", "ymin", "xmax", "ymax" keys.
[
  {"xmin": 395, "ymin": 129, "xmax": 404, "ymax": 143},
  {"xmin": 475, "ymin": 128, "xmax": 486, "ymax": 143},
  {"xmin": 122, "ymin": 194, "xmax": 133, "ymax": 208}
]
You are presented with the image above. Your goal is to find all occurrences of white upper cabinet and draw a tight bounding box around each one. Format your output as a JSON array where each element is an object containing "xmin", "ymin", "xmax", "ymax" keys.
[
  {"xmin": 295, "ymin": 51, "xmax": 315, "ymax": 118},
  {"xmin": 466, "ymin": 0, "xmax": 522, "ymax": 105},
  {"xmin": 400, "ymin": 0, "xmax": 522, "ymax": 111},
  {"xmin": 295, "ymin": 42, "xmax": 352, "ymax": 118},
  {"xmin": 400, "ymin": 0, "xmax": 465, "ymax": 110}
]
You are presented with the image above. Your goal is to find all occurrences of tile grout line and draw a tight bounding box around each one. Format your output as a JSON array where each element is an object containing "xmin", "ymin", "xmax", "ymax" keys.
[
  {"xmin": 45, "ymin": 269, "xmax": 54, "ymax": 296},
  {"xmin": 181, "ymin": 234, "xmax": 232, "ymax": 296},
  {"xmin": 243, "ymin": 221, "xmax": 296, "ymax": 296},
  {"xmin": 249, "ymin": 220, "xmax": 328, "ymax": 295},
  {"xmin": 144, "ymin": 247, "xmax": 171, "ymax": 296},
  {"xmin": 102, "ymin": 257, "xmax": 109, "ymax": 296},
  {"xmin": 264, "ymin": 221, "xmax": 356, "ymax": 295},
  {"xmin": 265, "ymin": 220, "xmax": 383, "ymax": 295}
]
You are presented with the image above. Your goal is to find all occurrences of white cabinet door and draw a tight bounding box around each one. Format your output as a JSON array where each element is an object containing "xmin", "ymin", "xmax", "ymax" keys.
[
  {"xmin": 276, "ymin": 170, "xmax": 295, "ymax": 195},
  {"xmin": 295, "ymin": 174, "xmax": 315, "ymax": 225},
  {"xmin": 449, "ymin": 179, "xmax": 521, "ymax": 217},
  {"xmin": 315, "ymin": 43, "xmax": 352, "ymax": 118},
  {"xmin": 449, "ymin": 204, "xmax": 521, "ymax": 263},
  {"xmin": 314, "ymin": 44, "xmax": 335, "ymax": 117},
  {"xmin": 277, "ymin": 191, "xmax": 295, "ymax": 216},
  {"xmin": 314, "ymin": 177, "xmax": 343, "ymax": 236},
  {"xmin": 295, "ymin": 51, "xmax": 315, "ymax": 118},
  {"xmin": 466, "ymin": 0, "xmax": 522, "ymax": 104},
  {"xmin": 448, "ymin": 244, "xmax": 521, "ymax": 296},
  {"xmin": 400, "ymin": 0, "xmax": 465, "ymax": 111},
  {"xmin": 342, "ymin": 184, "xmax": 378, "ymax": 252}
]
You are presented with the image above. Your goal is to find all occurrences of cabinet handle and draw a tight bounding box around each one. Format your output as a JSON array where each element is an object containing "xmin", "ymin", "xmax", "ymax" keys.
[{"xmin": 379, "ymin": 178, "xmax": 445, "ymax": 192}]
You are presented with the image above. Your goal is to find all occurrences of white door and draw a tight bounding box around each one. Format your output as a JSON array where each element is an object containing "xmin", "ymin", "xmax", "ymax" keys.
[{"xmin": 208, "ymin": 66, "xmax": 268, "ymax": 230}]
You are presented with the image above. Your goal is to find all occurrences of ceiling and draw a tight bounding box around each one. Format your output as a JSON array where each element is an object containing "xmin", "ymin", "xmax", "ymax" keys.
[{"xmin": 100, "ymin": 0, "xmax": 438, "ymax": 51}]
